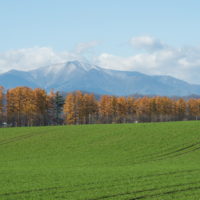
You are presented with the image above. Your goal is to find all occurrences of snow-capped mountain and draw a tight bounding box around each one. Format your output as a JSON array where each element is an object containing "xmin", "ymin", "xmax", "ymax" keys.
[{"xmin": 1, "ymin": 60, "xmax": 200, "ymax": 96}]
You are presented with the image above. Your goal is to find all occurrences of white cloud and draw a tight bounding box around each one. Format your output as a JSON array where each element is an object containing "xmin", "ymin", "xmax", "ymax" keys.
[
  {"xmin": 75, "ymin": 41, "xmax": 99, "ymax": 54},
  {"xmin": 0, "ymin": 41, "xmax": 99, "ymax": 72},
  {"xmin": 130, "ymin": 36, "xmax": 165, "ymax": 51},
  {"xmin": 96, "ymin": 45, "xmax": 200, "ymax": 84},
  {"xmin": 0, "ymin": 47, "xmax": 81, "ymax": 72}
]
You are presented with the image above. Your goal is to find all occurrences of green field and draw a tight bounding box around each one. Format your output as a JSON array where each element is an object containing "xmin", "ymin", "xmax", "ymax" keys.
[{"xmin": 1, "ymin": 121, "xmax": 200, "ymax": 199}]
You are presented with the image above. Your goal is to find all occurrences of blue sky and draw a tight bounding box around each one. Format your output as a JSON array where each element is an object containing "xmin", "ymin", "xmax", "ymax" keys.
[
  {"xmin": 0, "ymin": 0, "xmax": 200, "ymax": 84},
  {"xmin": 1, "ymin": 0, "xmax": 200, "ymax": 53}
]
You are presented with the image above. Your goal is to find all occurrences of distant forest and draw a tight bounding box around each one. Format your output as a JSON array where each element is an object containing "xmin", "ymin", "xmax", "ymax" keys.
[{"xmin": 0, "ymin": 86, "xmax": 200, "ymax": 127}]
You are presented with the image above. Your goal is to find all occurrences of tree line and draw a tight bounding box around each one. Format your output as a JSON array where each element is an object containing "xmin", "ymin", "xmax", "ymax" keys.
[{"xmin": 0, "ymin": 86, "xmax": 200, "ymax": 127}]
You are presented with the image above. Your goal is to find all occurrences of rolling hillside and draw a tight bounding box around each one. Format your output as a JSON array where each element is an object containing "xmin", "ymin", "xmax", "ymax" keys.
[{"xmin": 1, "ymin": 122, "xmax": 200, "ymax": 199}]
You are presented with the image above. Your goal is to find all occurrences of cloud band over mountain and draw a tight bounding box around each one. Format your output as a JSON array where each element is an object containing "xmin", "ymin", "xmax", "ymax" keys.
[{"xmin": 0, "ymin": 36, "xmax": 200, "ymax": 84}]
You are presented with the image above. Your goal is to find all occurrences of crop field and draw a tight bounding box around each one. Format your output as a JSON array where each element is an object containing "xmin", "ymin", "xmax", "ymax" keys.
[{"xmin": 1, "ymin": 121, "xmax": 200, "ymax": 199}]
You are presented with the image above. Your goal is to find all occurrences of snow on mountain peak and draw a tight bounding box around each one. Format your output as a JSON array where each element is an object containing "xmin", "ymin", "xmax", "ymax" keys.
[
  {"xmin": 34, "ymin": 60, "xmax": 100, "ymax": 75},
  {"xmin": 66, "ymin": 60, "xmax": 100, "ymax": 71}
]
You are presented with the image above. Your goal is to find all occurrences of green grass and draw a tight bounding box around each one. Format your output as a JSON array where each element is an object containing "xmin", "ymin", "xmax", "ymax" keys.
[{"xmin": 1, "ymin": 121, "xmax": 200, "ymax": 199}]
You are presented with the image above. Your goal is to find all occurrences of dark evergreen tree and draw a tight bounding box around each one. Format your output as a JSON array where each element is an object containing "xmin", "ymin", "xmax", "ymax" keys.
[{"xmin": 55, "ymin": 91, "xmax": 65, "ymax": 124}]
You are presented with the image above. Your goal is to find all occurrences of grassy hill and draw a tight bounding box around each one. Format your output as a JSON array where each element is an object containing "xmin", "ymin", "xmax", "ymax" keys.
[{"xmin": 1, "ymin": 121, "xmax": 200, "ymax": 199}]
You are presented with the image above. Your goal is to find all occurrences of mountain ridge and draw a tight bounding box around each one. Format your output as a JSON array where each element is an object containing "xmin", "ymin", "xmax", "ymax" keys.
[{"xmin": 0, "ymin": 60, "xmax": 200, "ymax": 96}]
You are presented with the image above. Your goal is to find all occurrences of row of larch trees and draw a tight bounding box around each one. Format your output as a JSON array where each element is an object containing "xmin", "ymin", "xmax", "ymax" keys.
[
  {"xmin": 1, "ymin": 86, "xmax": 200, "ymax": 127},
  {"xmin": 64, "ymin": 92, "xmax": 200, "ymax": 124},
  {"xmin": 0, "ymin": 86, "xmax": 4, "ymax": 125},
  {"xmin": 0, "ymin": 86, "xmax": 65, "ymax": 126},
  {"xmin": 64, "ymin": 91, "xmax": 98, "ymax": 125}
]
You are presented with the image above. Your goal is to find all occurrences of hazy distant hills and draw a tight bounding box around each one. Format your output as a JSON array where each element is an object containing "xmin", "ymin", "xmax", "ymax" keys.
[{"xmin": 1, "ymin": 60, "xmax": 200, "ymax": 96}]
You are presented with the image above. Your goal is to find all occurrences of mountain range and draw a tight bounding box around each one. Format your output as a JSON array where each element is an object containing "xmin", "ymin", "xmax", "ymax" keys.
[{"xmin": 0, "ymin": 60, "xmax": 200, "ymax": 96}]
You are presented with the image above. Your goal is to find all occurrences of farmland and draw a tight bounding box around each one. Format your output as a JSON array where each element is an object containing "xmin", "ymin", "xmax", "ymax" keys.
[{"xmin": 1, "ymin": 121, "xmax": 200, "ymax": 199}]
